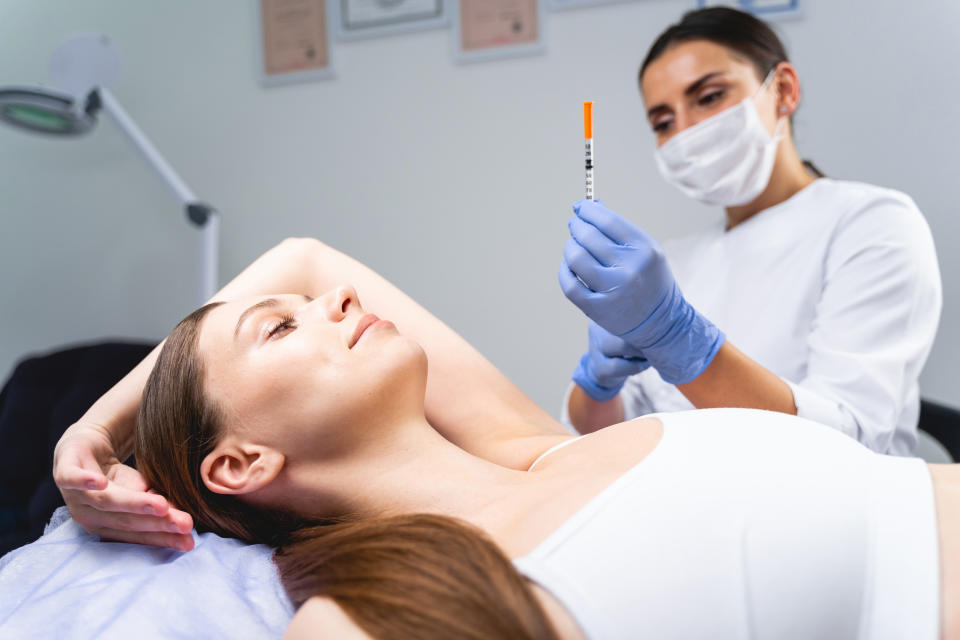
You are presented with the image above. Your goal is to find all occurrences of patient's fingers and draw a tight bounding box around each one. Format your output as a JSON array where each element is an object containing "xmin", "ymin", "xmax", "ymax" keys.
[
  {"xmin": 94, "ymin": 526, "xmax": 195, "ymax": 552},
  {"xmin": 53, "ymin": 448, "xmax": 109, "ymax": 491},
  {"xmin": 78, "ymin": 481, "xmax": 169, "ymax": 516},
  {"xmin": 56, "ymin": 467, "xmax": 108, "ymax": 492},
  {"xmin": 71, "ymin": 503, "xmax": 190, "ymax": 536},
  {"xmin": 70, "ymin": 498, "xmax": 192, "ymax": 537},
  {"xmin": 106, "ymin": 464, "xmax": 150, "ymax": 492},
  {"xmin": 53, "ymin": 424, "xmax": 196, "ymax": 550}
]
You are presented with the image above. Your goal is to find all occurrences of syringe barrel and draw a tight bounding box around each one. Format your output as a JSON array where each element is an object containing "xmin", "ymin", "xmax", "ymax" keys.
[{"xmin": 585, "ymin": 138, "xmax": 594, "ymax": 200}]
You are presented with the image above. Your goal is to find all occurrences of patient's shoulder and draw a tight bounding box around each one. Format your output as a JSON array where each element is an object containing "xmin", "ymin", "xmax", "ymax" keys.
[
  {"xmin": 531, "ymin": 417, "xmax": 664, "ymax": 474},
  {"xmin": 284, "ymin": 597, "xmax": 373, "ymax": 640}
]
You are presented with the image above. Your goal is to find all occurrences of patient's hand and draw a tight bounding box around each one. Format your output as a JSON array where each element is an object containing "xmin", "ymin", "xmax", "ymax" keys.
[{"xmin": 53, "ymin": 421, "xmax": 195, "ymax": 551}]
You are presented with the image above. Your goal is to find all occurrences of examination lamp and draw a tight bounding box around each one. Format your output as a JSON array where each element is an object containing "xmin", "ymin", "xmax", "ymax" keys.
[{"xmin": 0, "ymin": 33, "xmax": 219, "ymax": 304}]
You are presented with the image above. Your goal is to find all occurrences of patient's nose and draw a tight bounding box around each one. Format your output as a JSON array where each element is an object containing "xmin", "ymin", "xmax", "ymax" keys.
[{"xmin": 324, "ymin": 285, "xmax": 358, "ymax": 322}]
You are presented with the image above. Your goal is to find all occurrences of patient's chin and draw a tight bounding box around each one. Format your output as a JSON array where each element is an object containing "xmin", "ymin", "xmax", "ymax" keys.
[
  {"xmin": 371, "ymin": 335, "xmax": 428, "ymax": 385},
  {"xmin": 390, "ymin": 339, "xmax": 429, "ymax": 390}
]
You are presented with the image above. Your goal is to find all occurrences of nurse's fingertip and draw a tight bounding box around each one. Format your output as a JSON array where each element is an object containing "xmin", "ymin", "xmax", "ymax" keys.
[{"xmin": 569, "ymin": 215, "xmax": 587, "ymax": 233}]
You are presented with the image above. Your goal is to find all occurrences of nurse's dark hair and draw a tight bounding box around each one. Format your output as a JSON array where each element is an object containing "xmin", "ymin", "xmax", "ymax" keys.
[
  {"xmin": 135, "ymin": 303, "xmax": 560, "ymax": 640},
  {"xmin": 640, "ymin": 7, "xmax": 786, "ymax": 87},
  {"xmin": 640, "ymin": 6, "xmax": 824, "ymax": 177}
]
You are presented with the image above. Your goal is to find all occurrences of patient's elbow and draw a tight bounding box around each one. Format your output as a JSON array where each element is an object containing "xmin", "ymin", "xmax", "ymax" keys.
[
  {"xmin": 274, "ymin": 237, "xmax": 332, "ymax": 267},
  {"xmin": 279, "ymin": 237, "xmax": 327, "ymax": 252}
]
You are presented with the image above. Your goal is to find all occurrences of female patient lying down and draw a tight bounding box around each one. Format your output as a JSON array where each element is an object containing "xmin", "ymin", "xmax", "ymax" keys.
[{"xmin": 54, "ymin": 238, "xmax": 959, "ymax": 639}]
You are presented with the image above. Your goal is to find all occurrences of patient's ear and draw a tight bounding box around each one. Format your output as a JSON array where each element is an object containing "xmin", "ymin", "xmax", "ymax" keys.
[{"xmin": 200, "ymin": 438, "xmax": 285, "ymax": 496}]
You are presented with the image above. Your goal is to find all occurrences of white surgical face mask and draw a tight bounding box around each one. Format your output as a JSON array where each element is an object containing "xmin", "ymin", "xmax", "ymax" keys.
[{"xmin": 654, "ymin": 70, "xmax": 785, "ymax": 207}]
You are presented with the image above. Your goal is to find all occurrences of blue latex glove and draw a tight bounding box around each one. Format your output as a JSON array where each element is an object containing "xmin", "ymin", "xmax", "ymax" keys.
[
  {"xmin": 573, "ymin": 321, "xmax": 650, "ymax": 401},
  {"xmin": 559, "ymin": 200, "xmax": 726, "ymax": 385}
]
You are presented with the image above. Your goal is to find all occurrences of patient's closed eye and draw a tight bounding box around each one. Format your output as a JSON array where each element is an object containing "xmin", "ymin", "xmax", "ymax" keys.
[{"xmin": 267, "ymin": 314, "xmax": 297, "ymax": 339}]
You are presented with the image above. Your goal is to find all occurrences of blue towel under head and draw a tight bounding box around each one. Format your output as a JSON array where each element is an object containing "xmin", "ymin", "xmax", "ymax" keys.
[{"xmin": 0, "ymin": 507, "xmax": 294, "ymax": 639}]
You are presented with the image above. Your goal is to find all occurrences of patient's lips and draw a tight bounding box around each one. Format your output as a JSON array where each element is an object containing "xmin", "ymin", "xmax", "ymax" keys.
[{"xmin": 350, "ymin": 314, "xmax": 394, "ymax": 348}]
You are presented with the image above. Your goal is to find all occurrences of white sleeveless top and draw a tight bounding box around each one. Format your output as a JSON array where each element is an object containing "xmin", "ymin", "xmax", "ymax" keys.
[{"xmin": 515, "ymin": 409, "xmax": 939, "ymax": 639}]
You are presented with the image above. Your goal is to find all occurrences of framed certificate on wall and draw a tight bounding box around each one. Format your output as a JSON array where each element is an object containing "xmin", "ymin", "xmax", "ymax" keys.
[
  {"xmin": 454, "ymin": 0, "xmax": 545, "ymax": 63},
  {"xmin": 331, "ymin": 0, "xmax": 449, "ymax": 40},
  {"xmin": 259, "ymin": 0, "xmax": 335, "ymax": 87}
]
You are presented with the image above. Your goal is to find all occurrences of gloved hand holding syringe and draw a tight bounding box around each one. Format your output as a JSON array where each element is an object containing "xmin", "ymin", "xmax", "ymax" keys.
[{"xmin": 563, "ymin": 101, "xmax": 726, "ymax": 400}]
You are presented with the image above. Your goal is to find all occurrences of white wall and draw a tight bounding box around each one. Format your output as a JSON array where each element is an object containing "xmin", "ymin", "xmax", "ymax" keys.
[{"xmin": 0, "ymin": 0, "xmax": 957, "ymax": 414}]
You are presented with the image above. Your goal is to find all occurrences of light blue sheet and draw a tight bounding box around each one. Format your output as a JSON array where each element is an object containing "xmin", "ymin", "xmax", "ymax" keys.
[{"xmin": 0, "ymin": 508, "xmax": 294, "ymax": 639}]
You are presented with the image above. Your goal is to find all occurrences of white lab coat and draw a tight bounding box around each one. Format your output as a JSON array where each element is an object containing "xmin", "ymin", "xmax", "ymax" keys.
[{"xmin": 564, "ymin": 178, "xmax": 942, "ymax": 455}]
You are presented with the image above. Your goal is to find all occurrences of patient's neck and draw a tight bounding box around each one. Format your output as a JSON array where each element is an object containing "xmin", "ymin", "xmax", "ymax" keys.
[{"xmin": 270, "ymin": 416, "xmax": 530, "ymax": 531}]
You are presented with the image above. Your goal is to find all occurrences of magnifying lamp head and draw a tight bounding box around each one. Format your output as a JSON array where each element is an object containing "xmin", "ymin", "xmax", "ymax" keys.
[
  {"xmin": 0, "ymin": 33, "xmax": 118, "ymax": 137},
  {"xmin": 0, "ymin": 87, "xmax": 96, "ymax": 135}
]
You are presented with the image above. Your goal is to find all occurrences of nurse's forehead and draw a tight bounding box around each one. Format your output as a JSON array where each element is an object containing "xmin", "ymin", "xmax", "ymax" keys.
[
  {"xmin": 649, "ymin": 40, "xmax": 743, "ymax": 71},
  {"xmin": 642, "ymin": 41, "xmax": 752, "ymax": 91}
]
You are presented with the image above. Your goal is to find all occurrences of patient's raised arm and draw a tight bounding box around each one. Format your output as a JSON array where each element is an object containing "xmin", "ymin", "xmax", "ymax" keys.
[{"xmin": 54, "ymin": 237, "xmax": 566, "ymax": 549}]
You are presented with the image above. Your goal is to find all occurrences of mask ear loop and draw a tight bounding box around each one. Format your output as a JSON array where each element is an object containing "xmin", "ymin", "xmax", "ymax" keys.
[
  {"xmin": 755, "ymin": 67, "xmax": 777, "ymax": 97},
  {"xmin": 757, "ymin": 67, "xmax": 787, "ymax": 141}
]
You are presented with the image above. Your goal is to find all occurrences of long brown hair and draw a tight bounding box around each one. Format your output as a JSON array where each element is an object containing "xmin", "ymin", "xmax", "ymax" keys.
[
  {"xmin": 135, "ymin": 303, "xmax": 560, "ymax": 639},
  {"xmin": 275, "ymin": 514, "xmax": 560, "ymax": 640}
]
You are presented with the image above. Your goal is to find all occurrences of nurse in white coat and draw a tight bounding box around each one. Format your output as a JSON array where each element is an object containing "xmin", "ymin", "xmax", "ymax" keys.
[{"xmin": 560, "ymin": 7, "xmax": 942, "ymax": 455}]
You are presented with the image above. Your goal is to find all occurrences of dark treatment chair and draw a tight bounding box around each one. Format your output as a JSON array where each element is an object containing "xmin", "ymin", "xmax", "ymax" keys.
[{"xmin": 0, "ymin": 341, "xmax": 154, "ymax": 556}]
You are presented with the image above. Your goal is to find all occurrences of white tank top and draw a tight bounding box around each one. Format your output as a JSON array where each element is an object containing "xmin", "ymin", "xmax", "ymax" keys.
[{"xmin": 514, "ymin": 409, "xmax": 939, "ymax": 639}]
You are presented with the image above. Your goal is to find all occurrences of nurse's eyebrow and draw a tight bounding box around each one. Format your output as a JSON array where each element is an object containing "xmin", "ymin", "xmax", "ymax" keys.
[
  {"xmin": 646, "ymin": 71, "xmax": 726, "ymax": 119},
  {"xmin": 683, "ymin": 71, "xmax": 725, "ymax": 97},
  {"xmin": 234, "ymin": 298, "xmax": 280, "ymax": 341}
]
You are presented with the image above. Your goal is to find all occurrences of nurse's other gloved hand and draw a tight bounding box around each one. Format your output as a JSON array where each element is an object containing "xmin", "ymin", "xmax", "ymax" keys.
[
  {"xmin": 573, "ymin": 321, "xmax": 650, "ymax": 401},
  {"xmin": 559, "ymin": 199, "xmax": 726, "ymax": 385}
]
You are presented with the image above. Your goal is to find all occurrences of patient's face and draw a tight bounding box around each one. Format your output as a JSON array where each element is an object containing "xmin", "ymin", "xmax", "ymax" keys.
[{"xmin": 195, "ymin": 287, "xmax": 427, "ymax": 460}]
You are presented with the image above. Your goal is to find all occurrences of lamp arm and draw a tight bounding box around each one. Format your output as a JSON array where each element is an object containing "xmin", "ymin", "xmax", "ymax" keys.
[
  {"xmin": 93, "ymin": 88, "xmax": 199, "ymax": 206},
  {"xmin": 91, "ymin": 87, "xmax": 219, "ymax": 303}
]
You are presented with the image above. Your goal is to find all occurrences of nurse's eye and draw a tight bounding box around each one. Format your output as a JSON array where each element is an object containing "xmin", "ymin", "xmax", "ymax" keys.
[
  {"xmin": 651, "ymin": 118, "xmax": 672, "ymax": 134},
  {"xmin": 267, "ymin": 314, "xmax": 297, "ymax": 339},
  {"xmin": 698, "ymin": 90, "xmax": 725, "ymax": 106}
]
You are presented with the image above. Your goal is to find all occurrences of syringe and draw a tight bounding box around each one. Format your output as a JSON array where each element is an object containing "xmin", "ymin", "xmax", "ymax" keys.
[{"xmin": 583, "ymin": 101, "xmax": 594, "ymax": 201}]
